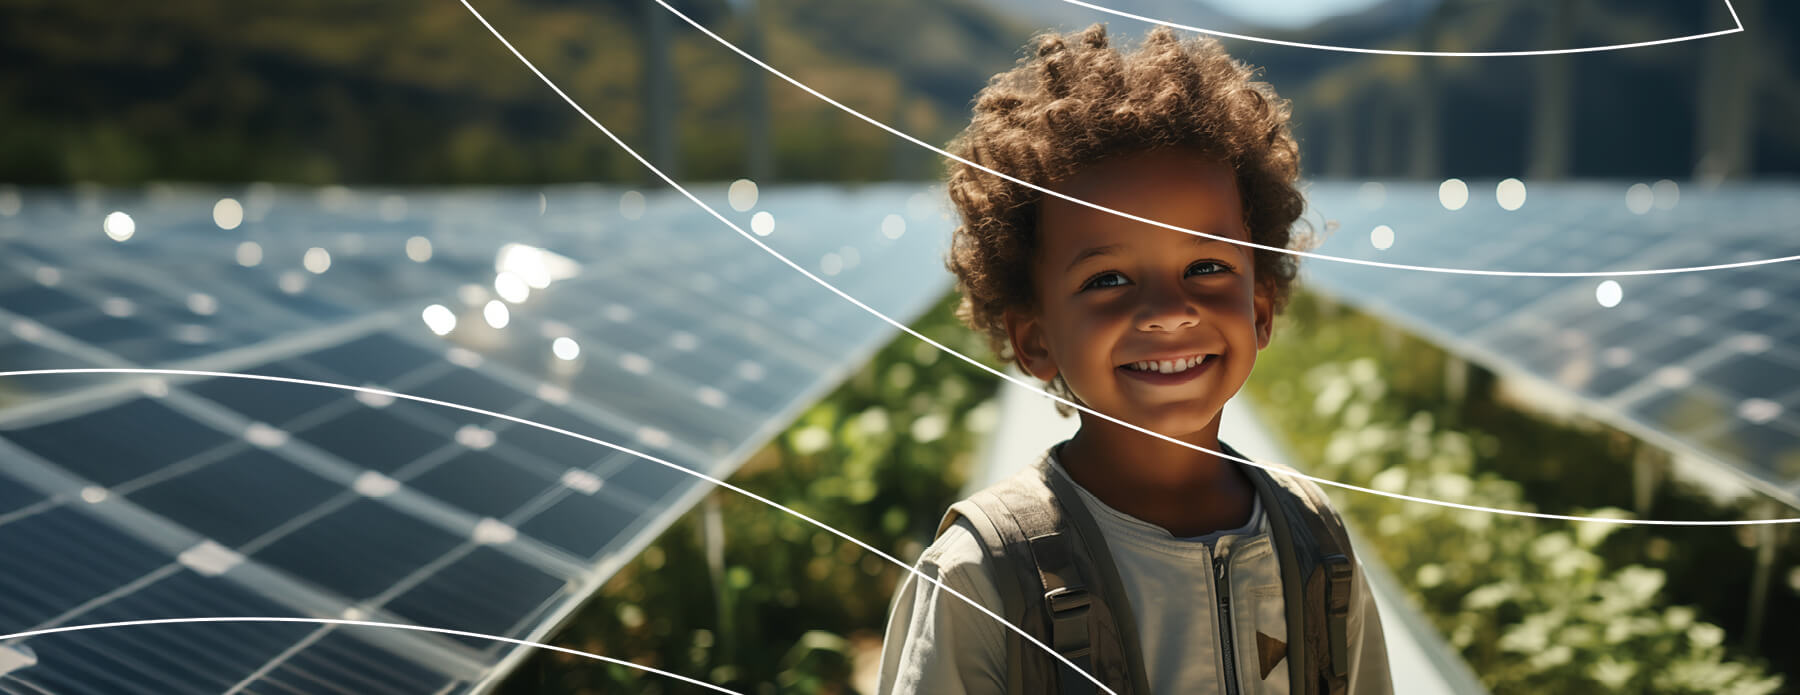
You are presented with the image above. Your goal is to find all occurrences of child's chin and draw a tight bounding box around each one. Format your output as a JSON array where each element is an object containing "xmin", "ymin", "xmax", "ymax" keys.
[{"xmin": 1103, "ymin": 404, "xmax": 1220, "ymax": 440}]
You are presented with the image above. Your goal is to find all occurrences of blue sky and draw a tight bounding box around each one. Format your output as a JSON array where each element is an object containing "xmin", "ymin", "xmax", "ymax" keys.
[{"xmin": 1204, "ymin": 0, "xmax": 1394, "ymax": 29}]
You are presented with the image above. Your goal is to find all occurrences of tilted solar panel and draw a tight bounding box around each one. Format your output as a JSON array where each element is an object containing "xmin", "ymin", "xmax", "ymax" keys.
[
  {"xmin": 1300, "ymin": 180, "xmax": 1800, "ymax": 505},
  {"xmin": 0, "ymin": 182, "xmax": 951, "ymax": 693}
]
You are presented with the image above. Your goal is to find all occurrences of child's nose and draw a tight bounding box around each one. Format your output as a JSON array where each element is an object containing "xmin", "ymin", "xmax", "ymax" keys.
[{"xmin": 1135, "ymin": 284, "xmax": 1201, "ymax": 332}]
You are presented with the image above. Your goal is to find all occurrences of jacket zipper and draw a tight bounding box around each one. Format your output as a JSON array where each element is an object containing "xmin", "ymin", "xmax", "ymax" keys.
[{"xmin": 1215, "ymin": 547, "xmax": 1240, "ymax": 695}]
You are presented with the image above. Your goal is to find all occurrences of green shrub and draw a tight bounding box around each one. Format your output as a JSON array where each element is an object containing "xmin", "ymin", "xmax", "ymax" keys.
[{"xmin": 1247, "ymin": 291, "xmax": 1786, "ymax": 695}]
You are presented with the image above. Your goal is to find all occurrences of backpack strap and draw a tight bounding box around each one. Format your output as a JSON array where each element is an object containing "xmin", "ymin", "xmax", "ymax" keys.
[
  {"xmin": 941, "ymin": 495, "xmax": 1029, "ymax": 692},
  {"xmin": 936, "ymin": 453, "xmax": 1151, "ymax": 695},
  {"xmin": 1231, "ymin": 442, "xmax": 1353, "ymax": 695},
  {"xmin": 1041, "ymin": 461, "xmax": 1154, "ymax": 695}
]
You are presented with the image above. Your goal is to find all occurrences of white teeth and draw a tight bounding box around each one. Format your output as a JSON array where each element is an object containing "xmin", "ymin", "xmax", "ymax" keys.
[
  {"xmin": 1124, "ymin": 356, "xmax": 1214, "ymax": 373},
  {"xmin": 1124, "ymin": 356, "xmax": 1212, "ymax": 373}
]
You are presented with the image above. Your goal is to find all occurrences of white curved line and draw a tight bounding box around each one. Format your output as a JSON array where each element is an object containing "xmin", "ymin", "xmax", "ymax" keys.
[
  {"xmin": 444, "ymin": 0, "xmax": 1799, "ymax": 528},
  {"xmin": 645, "ymin": 0, "xmax": 1795, "ymax": 278},
  {"xmin": 1057, "ymin": 0, "xmax": 1744, "ymax": 57},
  {"xmin": 0, "ymin": 616, "xmax": 740, "ymax": 694},
  {"xmin": 0, "ymin": 368, "xmax": 1119, "ymax": 695}
]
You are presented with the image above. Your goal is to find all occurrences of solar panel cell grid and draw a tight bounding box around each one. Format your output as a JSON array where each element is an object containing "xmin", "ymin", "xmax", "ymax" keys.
[
  {"xmin": 16, "ymin": 573, "xmax": 316, "ymax": 694},
  {"xmin": 482, "ymin": 408, "xmax": 637, "ymax": 473},
  {"xmin": 567, "ymin": 368, "xmax": 756, "ymax": 449},
  {"xmin": 403, "ymin": 451, "xmax": 559, "ymax": 521},
  {"xmin": 514, "ymin": 488, "xmax": 653, "ymax": 560},
  {"xmin": 51, "ymin": 315, "xmax": 165, "ymax": 347},
  {"xmin": 0, "ymin": 341, "xmax": 108, "ymax": 397},
  {"xmin": 288, "ymin": 411, "xmax": 455, "ymax": 475},
  {"xmin": 298, "ymin": 334, "xmax": 441, "ymax": 386},
  {"xmin": 250, "ymin": 499, "xmax": 464, "ymax": 601},
  {"xmin": 0, "ymin": 507, "xmax": 173, "ymax": 629},
  {"xmin": 2, "ymin": 399, "xmax": 232, "ymax": 487},
  {"xmin": 0, "ymin": 470, "xmax": 42, "ymax": 516},
  {"xmin": 259, "ymin": 631, "xmax": 460, "ymax": 694},
  {"xmin": 384, "ymin": 547, "xmax": 564, "ymax": 650},
  {"xmin": 405, "ymin": 368, "xmax": 534, "ymax": 417},
  {"xmin": 184, "ymin": 364, "xmax": 353, "ymax": 427},
  {"xmin": 124, "ymin": 449, "xmax": 343, "ymax": 549},
  {"xmin": 600, "ymin": 458, "xmax": 697, "ymax": 507},
  {"xmin": 0, "ymin": 285, "xmax": 87, "ymax": 321}
]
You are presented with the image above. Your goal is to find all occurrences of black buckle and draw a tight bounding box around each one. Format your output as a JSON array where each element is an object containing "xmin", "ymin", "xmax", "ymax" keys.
[
  {"xmin": 1045, "ymin": 586, "xmax": 1093, "ymax": 656},
  {"xmin": 1046, "ymin": 586, "xmax": 1092, "ymax": 617},
  {"xmin": 1326, "ymin": 554, "xmax": 1353, "ymax": 583}
]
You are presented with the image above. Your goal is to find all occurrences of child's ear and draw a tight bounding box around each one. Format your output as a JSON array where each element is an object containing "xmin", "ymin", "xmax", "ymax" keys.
[
  {"xmin": 1004, "ymin": 308, "xmax": 1059, "ymax": 381},
  {"xmin": 1253, "ymin": 284, "xmax": 1275, "ymax": 350}
]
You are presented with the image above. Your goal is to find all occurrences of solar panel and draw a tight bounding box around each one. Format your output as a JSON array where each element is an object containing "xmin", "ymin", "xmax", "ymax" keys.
[
  {"xmin": 0, "ymin": 182, "xmax": 951, "ymax": 692},
  {"xmin": 1300, "ymin": 180, "xmax": 1800, "ymax": 505}
]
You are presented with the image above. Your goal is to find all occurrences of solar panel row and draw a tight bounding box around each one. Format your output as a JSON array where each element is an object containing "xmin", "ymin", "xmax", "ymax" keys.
[
  {"xmin": 0, "ymin": 182, "xmax": 950, "ymax": 693},
  {"xmin": 1302, "ymin": 180, "xmax": 1800, "ymax": 503}
]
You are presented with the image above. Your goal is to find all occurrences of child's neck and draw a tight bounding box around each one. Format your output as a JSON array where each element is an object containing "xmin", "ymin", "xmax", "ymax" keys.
[{"xmin": 1058, "ymin": 414, "xmax": 1255, "ymax": 537}]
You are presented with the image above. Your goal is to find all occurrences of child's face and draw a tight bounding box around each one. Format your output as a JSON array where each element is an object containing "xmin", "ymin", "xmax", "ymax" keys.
[{"xmin": 1006, "ymin": 149, "xmax": 1273, "ymax": 439}]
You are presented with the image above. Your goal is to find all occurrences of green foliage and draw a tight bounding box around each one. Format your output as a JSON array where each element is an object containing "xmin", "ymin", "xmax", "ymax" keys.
[
  {"xmin": 498, "ymin": 291, "xmax": 1004, "ymax": 693},
  {"xmin": 1246, "ymin": 291, "xmax": 1787, "ymax": 695}
]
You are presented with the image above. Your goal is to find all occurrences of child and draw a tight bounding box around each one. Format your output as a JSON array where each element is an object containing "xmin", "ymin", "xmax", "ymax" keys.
[{"xmin": 876, "ymin": 24, "xmax": 1393, "ymax": 695}]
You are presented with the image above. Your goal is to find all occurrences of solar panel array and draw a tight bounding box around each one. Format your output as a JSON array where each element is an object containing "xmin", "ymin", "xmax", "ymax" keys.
[
  {"xmin": 0, "ymin": 182, "xmax": 950, "ymax": 693},
  {"xmin": 1300, "ymin": 180, "xmax": 1800, "ymax": 506}
]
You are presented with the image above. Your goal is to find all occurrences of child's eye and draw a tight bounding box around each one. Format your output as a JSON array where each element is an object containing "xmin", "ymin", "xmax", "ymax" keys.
[
  {"xmin": 1081, "ymin": 272, "xmax": 1128, "ymax": 291},
  {"xmin": 1187, "ymin": 260, "xmax": 1231, "ymax": 277}
]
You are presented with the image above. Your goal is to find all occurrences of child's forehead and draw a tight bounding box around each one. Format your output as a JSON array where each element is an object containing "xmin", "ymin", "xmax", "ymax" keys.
[
  {"xmin": 1037, "ymin": 159, "xmax": 1248, "ymax": 249},
  {"xmin": 1043, "ymin": 153, "xmax": 1239, "ymax": 219}
]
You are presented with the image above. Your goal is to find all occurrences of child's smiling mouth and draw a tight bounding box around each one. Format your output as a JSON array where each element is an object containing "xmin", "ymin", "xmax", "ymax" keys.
[{"xmin": 1116, "ymin": 353, "xmax": 1219, "ymax": 385}]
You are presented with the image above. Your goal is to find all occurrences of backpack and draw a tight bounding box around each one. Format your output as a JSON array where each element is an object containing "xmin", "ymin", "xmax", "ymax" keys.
[{"xmin": 934, "ymin": 441, "xmax": 1354, "ymax": 695}]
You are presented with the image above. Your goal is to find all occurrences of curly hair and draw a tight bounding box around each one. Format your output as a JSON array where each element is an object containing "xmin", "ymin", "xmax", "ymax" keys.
[{"xmin": 944, "ymin": 24, "xmax": 1306, "ymax": 386}]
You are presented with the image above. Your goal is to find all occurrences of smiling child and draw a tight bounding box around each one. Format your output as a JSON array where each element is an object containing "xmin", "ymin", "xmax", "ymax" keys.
[{"xmin": 877, "ymin": 24, "xmax": 1393, "ymax": 695}]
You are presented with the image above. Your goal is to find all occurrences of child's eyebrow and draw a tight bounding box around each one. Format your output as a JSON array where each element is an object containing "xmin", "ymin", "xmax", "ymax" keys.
[
  {"xmin": 1064, "ymin": 235, "xmax": 1242, "ymax": 271},
  {"xmin": 1065, "ymin": 244, "xmax": 1123, "ymax": 271}
]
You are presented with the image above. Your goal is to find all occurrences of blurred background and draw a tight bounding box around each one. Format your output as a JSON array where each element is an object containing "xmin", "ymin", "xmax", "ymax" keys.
[
  {"xmin": 1, "ymin": 0, "xmax": 1799, "ymax": 693},
  {"xmin": 5, "ymin": 0, "xmax": 1798, "ymax": 185}
]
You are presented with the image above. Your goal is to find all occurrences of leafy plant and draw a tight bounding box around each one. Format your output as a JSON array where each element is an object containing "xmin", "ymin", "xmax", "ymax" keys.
[{"xmin": 1246, "ymin": 291, "xmax": 1788, "ymax": 695}]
